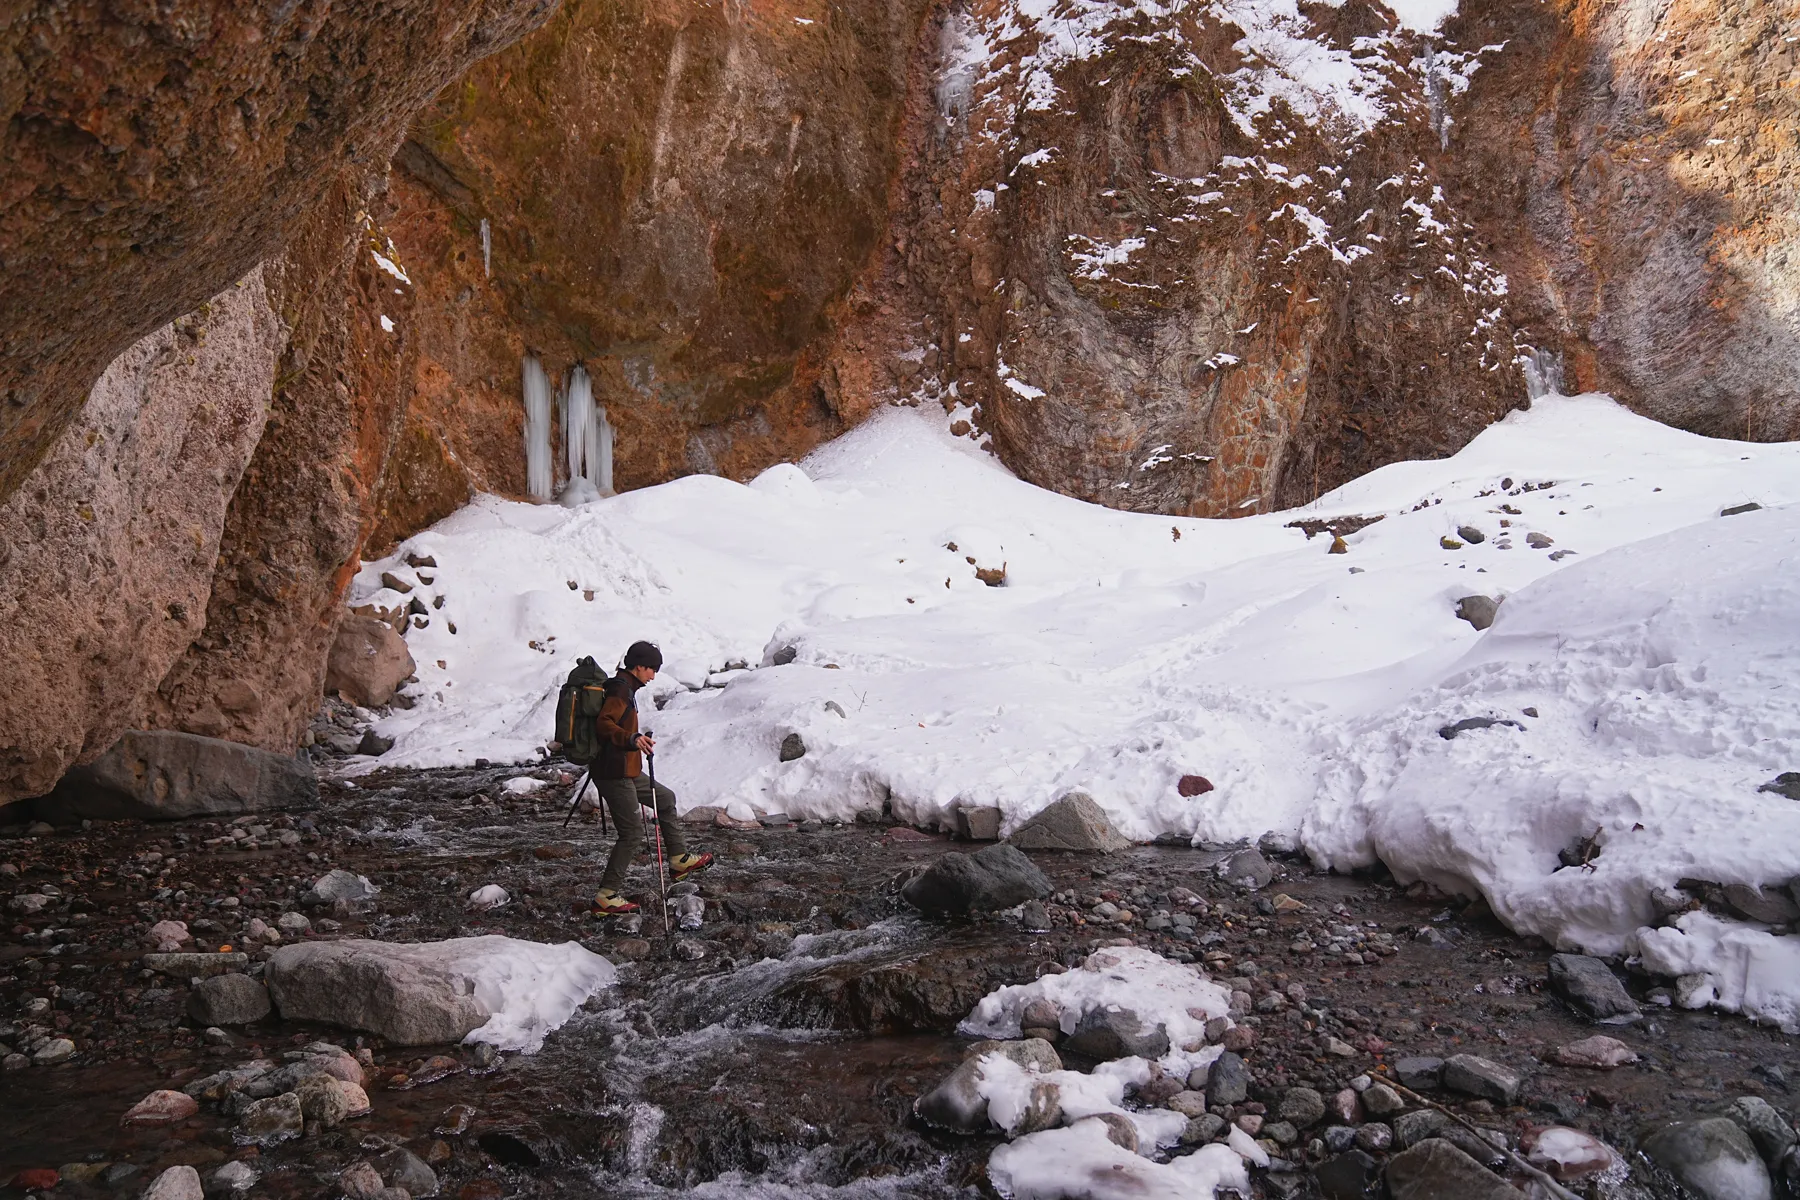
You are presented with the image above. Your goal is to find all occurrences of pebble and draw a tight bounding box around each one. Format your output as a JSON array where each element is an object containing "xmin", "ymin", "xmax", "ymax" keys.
[
  {"xmin": 33, "ymin": 1037, "xmax": 75, "ymax": 1064},
  {"xmin": 1361, "ymin": 1082, "xmax": 1404, "ymax": 1116},
  {"xmin": 142, "ymin": 1165, "xmax": 204, "ymax": 1200},
  {"xmin": 1354, "ymin": 1122, "xmax": 1394, "ymax": 1152},
  {"xmin": 211, "ymin": 1161, "xmax": 259, "ymax": 1192},
  {"xmin": 1549, "ymin": 1034, "xmax": 1638, "ymax": 1069}
]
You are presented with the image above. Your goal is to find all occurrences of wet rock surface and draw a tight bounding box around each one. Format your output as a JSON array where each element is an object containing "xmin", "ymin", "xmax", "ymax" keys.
[{"xmin": 0, "ymin": 763, "xmax": 1798, "ymax": 1197}]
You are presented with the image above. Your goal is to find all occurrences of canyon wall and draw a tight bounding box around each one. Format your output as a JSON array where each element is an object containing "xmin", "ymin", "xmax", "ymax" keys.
[{"xmin": 0, "ymin": 0, "xmax": 1795, "ymax": 804}]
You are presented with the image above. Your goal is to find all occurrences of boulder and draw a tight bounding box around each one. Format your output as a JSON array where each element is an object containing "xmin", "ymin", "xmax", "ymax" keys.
[
  {"xmin": 1723, "ymin": 884, "xmax": 1800, "ymax": 925},
  {"xmin": 779, "ymin": 732, "xmax": 806, "ymax": 761},
  {"xmin": 1218, "ymin": 848, "xmax": 1274, "ymax": 891},
  {"xmin": 1726, "ymin": 1097, "xmax": 1798, "ymax": 1166},
  {"xmin": 265, "ymin": 940, "xmax": 490, "ymax": 1045},
  {"xmin": 373, "ymin": 1146, "xmax": 439, "ymax": 1197},
  {"xmin": 1641, "ymin": 1117, "xmax": 1773, "ymax": 1200},
  {"xmin": 913, "ymin": 1038, "xmax": 1062, "ymax": 1132},
  {"xmin": 1063, "ymin": 1006, "xmax": 1170, "ymax": 1062},
  {"xmin": 1385, "ymin": 1139, "xmax": 1527, "ymax": 1200},
  {"xmin": 33, "ymin": 730, "xmax": 315, "ymax": 822},
  {"xmin": 237, "ymin": 1092, "xmax": 303, "ymax": 1146},
  {"xmin": 1547, "ymin": 954, "xmax": 1642, "ymax": 1023},
  {"xmin": 1206, "ymin": 1051, "xmax": 1250, "ymax": 1105},
  {"xmin": 265, "ymin": 936, "xmax": 614, "ymax": 1046},
  {"xmin": 324, "ymin": 616, "xmax": 416, "ymax": 708},
  {"xmin": 1278, "ymin": 1086, "xmax": 1327, "ymax": 1128},
  {"xmin": 186, "ymin": 974, "xmax": 270, "ymax": 1026},
  {"xmin": 900, "ymin": 843, "xmax": 1051, "ymax": 916},
  {"xmin": 1007, "ymin": 792, "xmax": 1130, "ymax": 853},
  {"xmin": 1455, "ymin": 595, "xmax": 1500, "ymax": 630}
]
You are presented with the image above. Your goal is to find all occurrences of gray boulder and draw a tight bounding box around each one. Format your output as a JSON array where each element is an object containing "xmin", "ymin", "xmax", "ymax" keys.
[
  {"xmin": 1641, "ymin": 1117, "xmax": 1773, "ymax": 1200},
  {"xmin": 1548, "ymin": 954, "xmax": 1642, "ymax": 1023},
  {"xmin": 142, "ymin": 1165, "xmax": 205, "ymax": 1200},
  {"xmin": 954, "ymin": 806, "xmax": 1003, "ymax": 841},
  {"xmin": 901, "ymin": 843, "xmax": 1051, "ymax": 916},
  {"xmin": 1394, "ymin": 1055, "xmax": 1445, "ymax": 1089},
  {"xmin": 1386, "ymin": 1139, "xmax": 1527, "ymax": 1200},
  {"xmin": 1063, "ymin": 1006, "xmax": 1169, "ymax": 1062},
  {"xmin": 1218, "ymin": 847, "xmax": 1274, "ymax": 890},
  {"xmin": 1455, "ymin": 595, "xmax": 1500, "ymax": 631},
  {"xmin": 1723, "ymin": 884, "xmax": 1800, "ymax": 925},
  {"xmin": 266, "ymin": 939, "xmax": 494, "ymax": 1045},
  {"xmin": 34, "ymin": 730, "xmax": 315, "ymax": 822},
  {"xmin": 1007, "ymin": 792, "xmax": 1130, "ymax": 853},
  {"xmin": 186, "ymin": 974, "xmax": 270, "ymax": 1026},
  {"xmin": 1205, "ymin": 1050, "xmax": 1250, "ymax": 1105},
  {"xmin": 913, "ymin": 1038, "xmax": 1062, "ymax": 1132},
  {"xmin": 1726, "ymin": 1097, "xmax": 1798, "ymax": 1166}
]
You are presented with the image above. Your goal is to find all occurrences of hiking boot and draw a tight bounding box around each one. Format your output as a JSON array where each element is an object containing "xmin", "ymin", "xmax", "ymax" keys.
[
  {"xmin": 591, "ymin": 889, "xmax": 639, "ymax": 915},
  {"xmin": 670, "ymin": 852, "xmax": 714, "ymax": 880}
]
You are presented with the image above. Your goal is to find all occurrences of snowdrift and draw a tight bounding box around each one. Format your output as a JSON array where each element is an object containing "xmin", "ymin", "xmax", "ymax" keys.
[{"xmin": 351, "ymin": 394, "xmax": 1800, "ymax": 1025}]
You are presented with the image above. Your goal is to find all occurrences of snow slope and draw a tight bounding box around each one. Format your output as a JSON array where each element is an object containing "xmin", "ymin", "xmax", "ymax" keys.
[{"xmin": 352, "ymin": 394, "xmax": 1800, "ymax": 1024}]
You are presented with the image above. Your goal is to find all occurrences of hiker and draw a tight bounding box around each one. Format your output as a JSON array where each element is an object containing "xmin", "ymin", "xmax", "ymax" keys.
[{"xmin": 591, "ymin": 640, "xmax": 713, "ymax": 914}]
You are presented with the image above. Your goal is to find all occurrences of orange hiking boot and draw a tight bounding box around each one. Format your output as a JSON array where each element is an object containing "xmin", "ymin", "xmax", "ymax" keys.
[
  {"xmin": 591, "ymin": 889, "xmax": 639, "ymax": 915},
  {"xmin": 670, "ymin": 852, "xmax": 714, "ymax": 881}
]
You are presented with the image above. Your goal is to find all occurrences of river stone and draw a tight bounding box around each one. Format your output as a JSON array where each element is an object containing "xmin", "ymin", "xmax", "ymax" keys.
[
  {"xmin": 1726, "ymin": 1097, "xmax": 1798, "ymax": 1165},
  {"xmin": 295, "ymin": 1074, "xmax": 351, "ymax": 1129},
  {"xmin": 1313, "ymin": 1150, "xmax": 1377, "ymax": 1200},
  {"xmin": 1362, "ymin": 1082, "xmax": 1404, "ymax": 1115},
  {"xmin": 900, "ymin": 843, "xmax": 1051, "ymax": 916},
  {"xmin": 264, "ymin": 939, "xmax": 500, "ymax": 1045},
  {"xmin": 1207, "ymin": 1051, "xmax": 1250, "ymax": 1105},
  {"xmin": 34, "ymin": 730, "xmax": 316, "ymax": 822},
  {"xmin": 955, "ymin": 806, "xmax": 1003, "ymax": 841},
  {"xmin": 1394, "ymin": 1110, "xmax": 1452, "ymax": 1149},
  {"xmin": 914, "ymin": 1038, "xmax": 1061, "ymax": 1132},
  {"xmin": 1218, "ymin": 848, "xmax": 1274, "ymax": 891},
  {"xmin": 324, "ymin": 615, "xmax": 416, "ymax": 708},
  {"xmin": 122, "ymin": 1089, "xmax": 200, "ymax": 1126},
  {"xmin": 1548, "ymin": 954, "xmax": 1642, "ymax": 1023},
  {"xmin": 373, "ymin": 1146, "xmax": 440, "ymax": 1197},
  {"xmin": 1549, "ymin": 1034, "xmax": 1638, "ymax": 1068},
  {"xmin": 301, "ymin": 869, "xmax": 379, "ymax": 910},
  {"xmin": 186, "ymin": 974, "xmax": 270, "ymax": 1026},
  {"xmin": 1064, "ymin": 1006, "xmax": 1169, "ymax": 1061},
  {"xmin": 210, "ymin": 1161, "xmax": 258, "ymax": 1192},
  {"xmin": 1641, "ymin": 1117, "xmax": 1773, "ymax": 1200},
  {"xmin": 1442, "ymin": 1053, "xmax": 1523, "ymax": 1105},
  {"xmin": 1006, "ymin": 792, "xmax": 1130, "ymax": 853},
  {"xmin": 1279, "ymin": 1086, "xmax": 1327, "ymax": 1128},
  {"xmin": 1386, "ymin": 1138, "xmax": 1527, "ymax": 1200},
  {"xmin": 1393, "ymin": 1056, "xmax": 1444, "ymax": 1089},
  {"xmin": 141, "ymin": 1165, "xmax": 204, "ymax": 1200},
  {"xmin": 237, "ymin": 1092, "xmax": 303, "ymax": 1145}
]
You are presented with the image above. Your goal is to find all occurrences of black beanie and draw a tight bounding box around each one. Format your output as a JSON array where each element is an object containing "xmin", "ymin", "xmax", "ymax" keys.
[{"xmin": 623, "ymin": 640, "xmax": 663, "ymax": 671}]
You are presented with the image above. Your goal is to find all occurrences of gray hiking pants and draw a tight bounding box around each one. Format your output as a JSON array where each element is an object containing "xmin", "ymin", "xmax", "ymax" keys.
[{"xmin": 596, "ymin": 776, "xmax": 687, "ymax": 892}]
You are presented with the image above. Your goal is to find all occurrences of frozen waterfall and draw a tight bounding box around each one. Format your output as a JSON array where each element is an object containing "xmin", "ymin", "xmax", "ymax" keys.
[{"xmin": 559, "ymin": 365, "xmax": 615, "ymax": 502}]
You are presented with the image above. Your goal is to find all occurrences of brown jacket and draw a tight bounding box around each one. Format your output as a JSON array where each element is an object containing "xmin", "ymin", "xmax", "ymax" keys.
[{"xmin": 593, "ymin": 673, "xmax": 643, "ymax": 779}]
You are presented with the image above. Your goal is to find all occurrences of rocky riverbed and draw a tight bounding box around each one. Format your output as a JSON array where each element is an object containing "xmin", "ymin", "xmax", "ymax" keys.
[{"xmin": 3, "ymin": 762, "xmax": 1799, "ymax": 1199}]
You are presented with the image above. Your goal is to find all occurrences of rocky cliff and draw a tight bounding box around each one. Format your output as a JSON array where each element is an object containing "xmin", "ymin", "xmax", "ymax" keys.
[{"xmin": 0, "ymin": 0, "xmax": 1794, "ymax": 805}]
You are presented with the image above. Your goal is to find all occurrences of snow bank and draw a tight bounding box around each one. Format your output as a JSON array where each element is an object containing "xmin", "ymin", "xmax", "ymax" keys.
[
  {"xmin": 453, "ymin": 936, "xmax": 617, "ymax": 1053},
  {"xmin": 353, "ymin": 393, "xmax": 1800, "ymax": 1024},
  {"xmin": 961, "ymin": 946, "xmax": 1232, "ymax": 1050},
  {"xmin": 989, "ymin": 1121, "xmax": 1250, "ymax": 1200}
]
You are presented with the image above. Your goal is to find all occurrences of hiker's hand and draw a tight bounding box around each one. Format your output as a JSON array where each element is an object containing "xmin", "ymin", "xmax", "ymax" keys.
[{"xmin": 635, "ymin": 734, "xmax": 655, "ymax": 755}]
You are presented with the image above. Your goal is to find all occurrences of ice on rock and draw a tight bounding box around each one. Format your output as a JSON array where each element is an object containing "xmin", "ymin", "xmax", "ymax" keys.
[
  {"xmin": 961, "ymin": 947, "xmax": 1231, "ymax": 1052},
  {"xmin": 989, "ymin": 1118, "xmax": 1250, "ymax": 1199}
]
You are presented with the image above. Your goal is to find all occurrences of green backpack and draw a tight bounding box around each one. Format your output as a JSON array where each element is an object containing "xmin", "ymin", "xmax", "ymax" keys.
[{"xmin": 552, "ymin": 656, "xmax": 611, "ymax": 764}]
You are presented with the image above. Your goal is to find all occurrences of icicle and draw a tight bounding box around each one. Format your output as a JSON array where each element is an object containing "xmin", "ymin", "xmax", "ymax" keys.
[
  {"xmin": 480, "ymin": 218, "xmax": 492, "ymax": 278},
  {"xmin": 594, "ymin": 404, "xmax": 615, "ymax": 497},
  {"xmin": 562, "ymin": 365, "xmax": 593, "ymax": 486},
  {"xmin": 522, "ymin": 356, "xmax": 554, "ymax": 500}
]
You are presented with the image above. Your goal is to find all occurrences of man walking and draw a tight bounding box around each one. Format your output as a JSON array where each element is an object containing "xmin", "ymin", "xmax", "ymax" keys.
[{"xmin": 591, "ymin": 640, "xmax": 713, "ymax": 915}]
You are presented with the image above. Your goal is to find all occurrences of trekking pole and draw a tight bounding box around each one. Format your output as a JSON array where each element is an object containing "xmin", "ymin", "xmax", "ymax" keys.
[
  {"xmin": 645, "ymin": 733, "xmax": 670, "ymax": 936},
  {"xmin": 560, "ymin": 768, "xmax": 592, "ymax": 829}
]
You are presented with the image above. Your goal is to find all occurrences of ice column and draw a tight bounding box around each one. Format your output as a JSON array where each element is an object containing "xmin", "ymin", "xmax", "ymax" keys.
[
  {"xmin": 1521, "ymin": 348, "xmax": 1565, "ymax": 400},
  {"xmin": 480, "ymin": 218, "xmax": 492, "ymax": 278},
  {"xmin": 558, "ymin": 366, "xmax": 616, "ymax": 497},
  {"xmin": 522, "ymin": 355, "xmax": 554, "ymax": 500}
]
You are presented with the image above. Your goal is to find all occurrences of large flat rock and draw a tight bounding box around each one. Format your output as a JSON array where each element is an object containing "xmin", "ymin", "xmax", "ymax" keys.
[
  {"xmin": 34, "ymin": 730, "xmax": 315, "ymax": 822},
  {"xmin": 266, "ymin": 936, "xmax": 616, "ymax": 1050}
]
